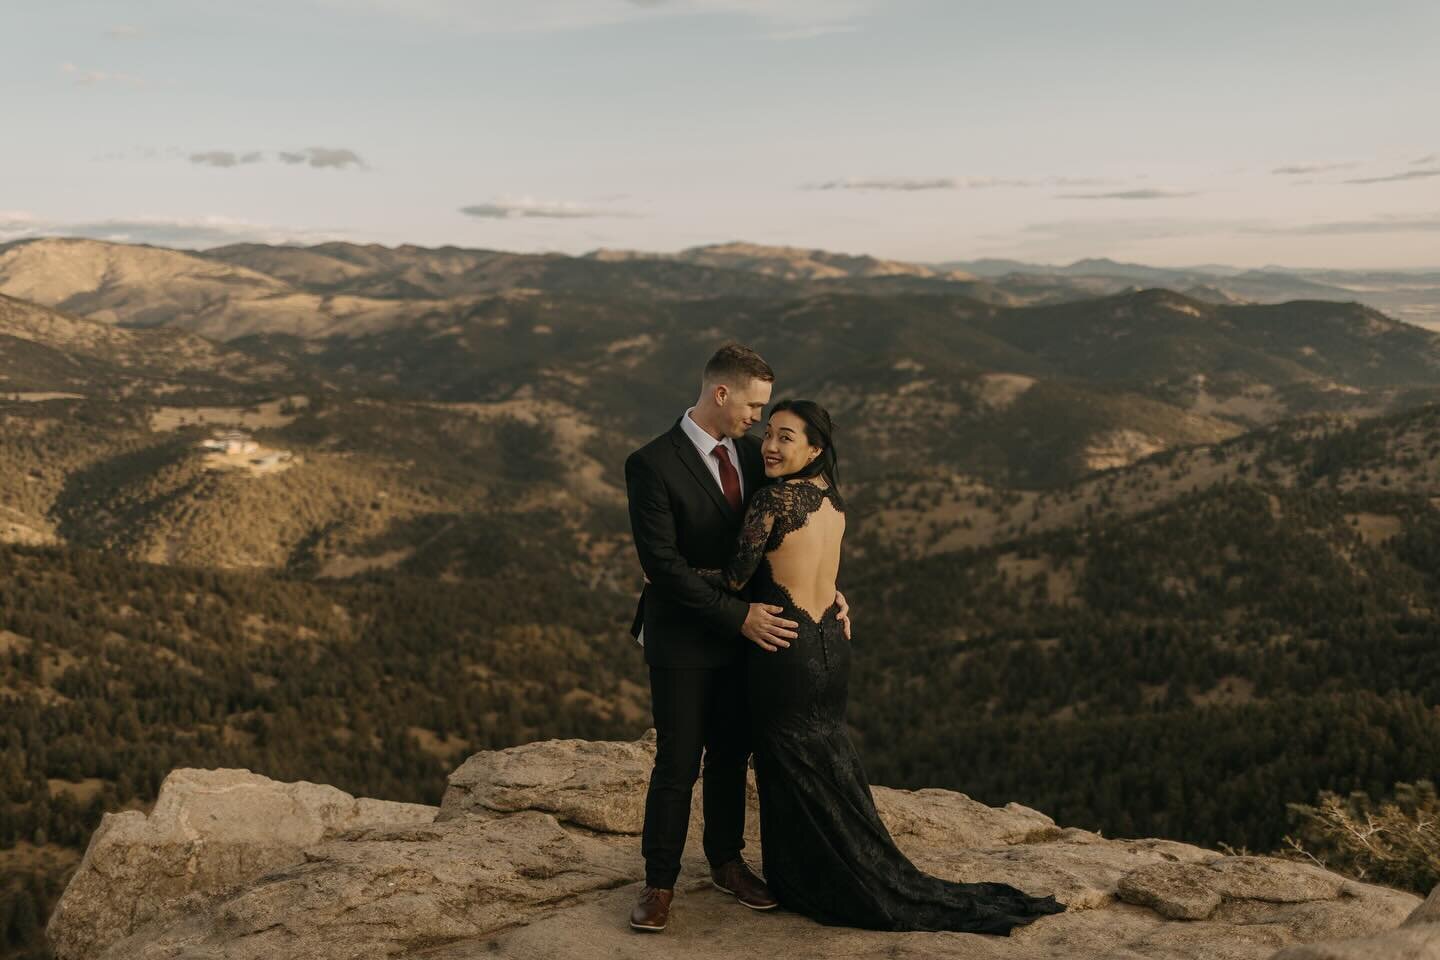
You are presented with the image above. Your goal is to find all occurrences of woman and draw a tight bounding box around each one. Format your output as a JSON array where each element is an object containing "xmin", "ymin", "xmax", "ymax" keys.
[{"xmin": 697, "ymin": 399, "xmax": 1064, "ymax": 934}]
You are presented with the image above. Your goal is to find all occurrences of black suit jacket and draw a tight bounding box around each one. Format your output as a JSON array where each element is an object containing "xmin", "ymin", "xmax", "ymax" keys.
[{"xmin": 625, "ymin": 418, "xmax": 767, "ymax": 669}]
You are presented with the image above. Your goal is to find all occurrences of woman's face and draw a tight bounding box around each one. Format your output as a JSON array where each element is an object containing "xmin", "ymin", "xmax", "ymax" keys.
[{"xmin": 762, "ymin": 410, "xmax": 822, "ymax": 478}]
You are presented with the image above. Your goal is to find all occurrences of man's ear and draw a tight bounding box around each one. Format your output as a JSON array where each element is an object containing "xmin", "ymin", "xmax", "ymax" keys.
[{"xmin": 713, "ymin": 384, "xmax": 729, "ymax": 405}]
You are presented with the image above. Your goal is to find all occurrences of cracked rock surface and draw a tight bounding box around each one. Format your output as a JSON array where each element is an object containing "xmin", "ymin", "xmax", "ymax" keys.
[
  {"xmin": 45, "ymin": 767, "xmax": 435, "ymax": 960},
  {"xmin": 47, "ymin": 737, "xmax": 1425, "ymax": 960}
]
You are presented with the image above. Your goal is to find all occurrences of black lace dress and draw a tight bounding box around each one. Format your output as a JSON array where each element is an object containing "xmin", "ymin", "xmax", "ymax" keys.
[{"xmin": 700, "ymin": 479, "xmax": 1065, "ymax": 934}]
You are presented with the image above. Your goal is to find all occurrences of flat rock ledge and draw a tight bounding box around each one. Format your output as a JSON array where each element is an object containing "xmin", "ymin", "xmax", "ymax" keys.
[{"xmin": 47, "ymin": 736, "xmax": 1428, "ymax": 960}]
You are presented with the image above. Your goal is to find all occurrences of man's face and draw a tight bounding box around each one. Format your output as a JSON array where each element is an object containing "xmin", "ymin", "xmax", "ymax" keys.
[{"xmin": 719, "ymin": 377, "xmax": 773, "ymax": 439}]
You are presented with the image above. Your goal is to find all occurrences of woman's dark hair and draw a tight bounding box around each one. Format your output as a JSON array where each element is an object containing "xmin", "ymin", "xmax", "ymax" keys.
[{"xmin": 770, "ymin": 399, "xmax": 839, "ymax": 492}]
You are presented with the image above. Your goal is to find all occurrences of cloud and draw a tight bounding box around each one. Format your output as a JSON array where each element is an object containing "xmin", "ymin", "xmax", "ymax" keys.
[
  {"xmin": 768, "ymin": 22, "xmax": 859, "ymax": 40},
  {"xmin": 189, "ymin": 151, "xmax": 265, "ymax": 168},
  {"xmin": 1057, "ymin": 189, "xmax": 1200, "ymax": 200},
  {"xmin": 105, "ymin": 25, "xmax": 142, "ymax": 39},
  {"xmin": 805, "ymin": 175, "xmax": 1123, "ymax": 192},
  {"xmin": 91, "ymin": 147, "xmax": 367, "ymax": 170},
  {"xmin": 807, "ymin": 177, "xmax": 958, "ymax": 192},
  {"xmin": 0, "ymin": 213, "xmax": 344, "ymax": 249},
  {"xmin": 1017, "ymin": 217, "xmax": 1239, "ymax": 244},
  {"xmin": 1246, "ymin": 214, "xmax": 1440, "ymax": 236},
  {"xmin": 978, "ymin": 213, "xmax": 1440, "ymax": 266},
  {"xmin": 459, "ymin": 197, "xmax": 641, "ymax": 220},
  {"xmin": 313, "ymin": 0, "xmax": 874, "ymax": 37},
  {"xmin": 1343, "ymin": 167, "xmax": 1440, "ymax": 185},
  {"xmin": 277, "ymin": 147, "xmax": 365, "ymax": 169},
  {"xmin": 59, "ymin": 62, "xmax": 143, "ymax": 86},
  {"xmin": 1012, "ymin": 214, "xmax": 1440, "ymax": 247},
  {"xmin": 1271, "ymin": 161, "xmax": 1358, "ymax": 175},
  {"xmin": 90, "ymin": 146, "xmax": 162, "ymax": 162}
]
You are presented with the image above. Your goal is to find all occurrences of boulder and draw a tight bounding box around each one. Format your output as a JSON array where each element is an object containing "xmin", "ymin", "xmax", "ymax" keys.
[
  {"xmin": 101, "ymin": 812, "xmax": 640, "ymax": 960},
  {"xmin": 439, "ymin": 735, "xmax": 657, "ymax": 833},
  {"xmin": 1405, "ymin": 883, "xmax": 1440, "ymax": 927},
  {"xmin": 45, "ymin": 767, "xmax": 436, "ymax": 960},
  {"xmin": 1118, "ymin": 861, "xmax": 1224, "ymax": 920},
  {"xmin": 1264, "ymin": 881, "xmax": 1440, "ymax": 959},
  {"xmin": 871, "ymin": 785, "xmax": 1059, "ymax": 846},
  {"xmin": 1117, "ymin": 856, "xmax": 1349, "ymax": 921}
]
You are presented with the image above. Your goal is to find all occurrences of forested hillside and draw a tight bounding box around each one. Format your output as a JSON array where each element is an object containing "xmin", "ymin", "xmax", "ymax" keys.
[
  {"xmin": 0, "ymin": 541, "xmax": 643, "ymax": 956},
  {"xmin": 4, "ymin": 238, "xmax": 1440, "ymax": 957}
]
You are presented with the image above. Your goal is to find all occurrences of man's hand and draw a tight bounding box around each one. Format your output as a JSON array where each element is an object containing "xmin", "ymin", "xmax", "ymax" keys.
[
  {"xmin": 743, "ymin": 603, "xmax": 798, "ymax": 652},
  {"xmin": 835, "ymin": 589, "xmax": 852, "ymax": 641}
]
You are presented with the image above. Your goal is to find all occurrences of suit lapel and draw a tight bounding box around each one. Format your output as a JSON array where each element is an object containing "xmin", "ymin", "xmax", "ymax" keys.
[{"xmin": 669, "ymin": 421, "xmax": 738, "ymax": 521}]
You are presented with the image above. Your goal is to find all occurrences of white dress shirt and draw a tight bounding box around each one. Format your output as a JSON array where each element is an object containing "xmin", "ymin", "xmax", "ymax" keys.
[{"xmin": 680, "ymin": 406, "xmax": 745, "ymax": 501}]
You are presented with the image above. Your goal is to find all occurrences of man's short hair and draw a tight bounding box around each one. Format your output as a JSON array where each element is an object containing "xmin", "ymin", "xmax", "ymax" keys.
[{"xmin": 703, "ymin": 342, "xmax": 774, "ymax": 387}]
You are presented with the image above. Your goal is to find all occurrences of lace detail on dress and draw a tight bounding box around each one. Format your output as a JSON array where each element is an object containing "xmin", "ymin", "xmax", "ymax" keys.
[
  {"xmin": 763, "ymin": 480, "xmax": 844, "ymax": 547},
  {"xmin": 697, "ymin": 480, "xmax": 844, "ymax": 594}
]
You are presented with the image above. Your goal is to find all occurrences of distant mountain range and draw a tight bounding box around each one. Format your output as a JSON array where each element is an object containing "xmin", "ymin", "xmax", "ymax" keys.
[
  {"xmin": 937, "ymin": 255, "xmax": 1440, "ymax": 329},
  {"xmin": 599, "ymin": 244, "xmax": 1440, "ymax": 329},
  {"xmin": 6, "ymin": 237, "xmax": 1436, "ymax": 339},
  {"xmin": 588, "ymin": 240, "xmax": 973, "ymax": 281}
]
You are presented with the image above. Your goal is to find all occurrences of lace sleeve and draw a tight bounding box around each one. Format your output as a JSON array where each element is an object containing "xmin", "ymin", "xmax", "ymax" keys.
[{"xmin": 697, "ymin": 485, "xmax": 779, "ymax": 593}]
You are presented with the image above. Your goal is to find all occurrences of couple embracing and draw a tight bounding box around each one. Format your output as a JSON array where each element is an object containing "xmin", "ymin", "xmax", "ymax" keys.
[{"xmin": 624, "ymin": 343, "xmax": 1064, "ymax": 934}]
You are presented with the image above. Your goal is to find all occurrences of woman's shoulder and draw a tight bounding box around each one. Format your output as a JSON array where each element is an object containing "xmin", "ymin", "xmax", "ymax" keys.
[
  {"xmin": 787, "ymin": 478, "xmax": 845, "ymax": 511},
  {"xmin": 758, "ymin": 478, "xmax": 836, "ymax": 506},
  {"xmin": 751, "ymin": 480, "xmax": 784, "ymax": 503},
  {"xmin": 751, "ymin": 479, "xmax": 805, "ymax": 505}
]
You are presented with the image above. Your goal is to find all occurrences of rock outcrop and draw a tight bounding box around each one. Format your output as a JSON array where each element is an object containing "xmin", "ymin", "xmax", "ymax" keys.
[
  {"xmin": 48, "ymin": 736, "xmax": 1427, "ymax": 960},
  {"xmin": 45, "ymin": 767, "xmax": 436, "ymax": 960},
  {"xmin": 439, "ymin": 735, "xmax": 658, "ymax": 833},
  {"xmin": 1271, "ymin": 880, "xmax": 1440, "ymax": 959}
]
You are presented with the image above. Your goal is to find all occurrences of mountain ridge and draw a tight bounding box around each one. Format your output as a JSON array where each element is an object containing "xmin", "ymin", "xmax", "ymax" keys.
[{"xmin": 7, "ymin": 236, "xmax": 1436, "ymax": 339}]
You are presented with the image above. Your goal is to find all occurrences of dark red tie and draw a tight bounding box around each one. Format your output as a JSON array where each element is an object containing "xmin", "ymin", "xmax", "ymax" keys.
[{"xmin": 711, "ymin": 444, "xmax": 742, "ymax": 514}]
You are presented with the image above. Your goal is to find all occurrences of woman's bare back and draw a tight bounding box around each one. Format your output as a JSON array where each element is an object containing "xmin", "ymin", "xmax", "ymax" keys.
[
  {"xmin": 764, "ymin": 487, "xmax": 844, "ymax": 622},
  {"xmin": 699, "ymin": 478, "xmax": 845, "ymax": 622}
]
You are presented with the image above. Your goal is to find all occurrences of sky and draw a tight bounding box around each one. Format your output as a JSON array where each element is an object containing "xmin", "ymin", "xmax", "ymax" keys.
[{"xmin": 3, "ymin": 0, "xmax": 1439, "ymax": 268}]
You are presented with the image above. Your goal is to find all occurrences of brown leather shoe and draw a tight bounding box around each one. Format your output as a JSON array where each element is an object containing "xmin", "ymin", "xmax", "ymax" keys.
[
  {"xmin": 629, "ymin": 886, "xmax": 673, "ymax": 932},
  {"xmin": 710, "ymin": 859, "xmax": 778, "ymax": 910}
]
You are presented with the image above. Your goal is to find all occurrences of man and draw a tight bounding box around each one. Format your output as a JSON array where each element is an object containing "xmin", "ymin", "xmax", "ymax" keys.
[{"xmin": 624, "ymin": 342, "xmax": 846, "ymax": 932}]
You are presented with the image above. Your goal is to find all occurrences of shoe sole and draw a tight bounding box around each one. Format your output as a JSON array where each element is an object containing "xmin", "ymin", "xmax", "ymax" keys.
[
  {"xmin": 711, "ymin": 879, "xmax": 779, "ymax": 910},
  {"xmin": 629, "ymin": 920, "xmax": 667, "ymax": 932}
]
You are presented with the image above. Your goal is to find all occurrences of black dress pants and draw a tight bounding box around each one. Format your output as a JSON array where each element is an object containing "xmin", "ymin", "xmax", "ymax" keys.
[{"xmin": 641, "ymin": 658, "xmax": 750, "ymax": 888}]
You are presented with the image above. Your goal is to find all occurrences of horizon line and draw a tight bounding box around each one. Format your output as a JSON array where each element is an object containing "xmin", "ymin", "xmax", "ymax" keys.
[{"xmin": 4, "ymin": 233, "xmax": 1439, "ymax": 276}]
